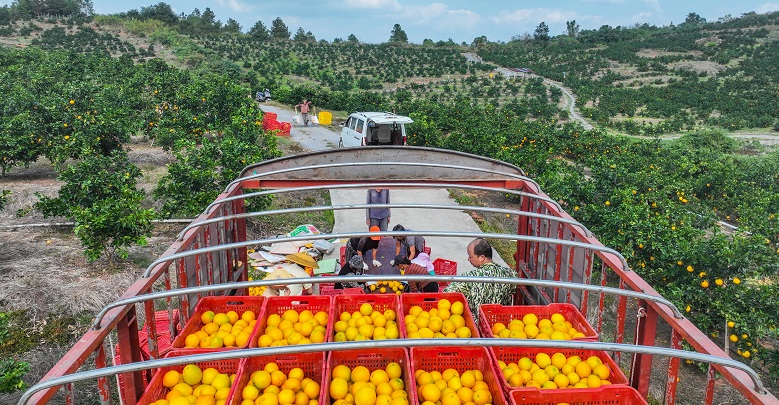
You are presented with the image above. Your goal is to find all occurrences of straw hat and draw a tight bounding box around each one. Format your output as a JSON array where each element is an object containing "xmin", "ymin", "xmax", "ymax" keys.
[{"xmin": 285, "ymin": 252, "xmax": 319, "ymax": 269}]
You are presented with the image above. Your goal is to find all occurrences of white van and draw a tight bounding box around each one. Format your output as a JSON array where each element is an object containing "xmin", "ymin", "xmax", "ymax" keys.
[{"xmin": 339, "ymin": 112, "xmax": 414, "ymax": 148}]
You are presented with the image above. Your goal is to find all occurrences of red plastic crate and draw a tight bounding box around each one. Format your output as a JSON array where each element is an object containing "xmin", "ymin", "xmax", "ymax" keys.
[
  {"xmin": 432, "ymin": 258, "xmax": 457, "ymax": 288},
  {"xmin": 279, "ymin": 122, "xmax": 292, "ymax": 136},
  {"xmin": 399, "ymin": 293, "xmax": 480, "ymax": 338},
  {"xmin": 320, "ymin": 285, "xmax": 340, "ymax": 296},
  {"xmin": 171, "ymin": 296, "xmax": 265, "ymax": 350},
  {"xmin": 478, "ymin": 303, "xmax": 598, "ymax": 341},
  {"xmin": 342, "ymin": 287, "xmax": 365, "ymax": 295},
  {"xmin": 318, "ymin": 273, "xmax": 337, "ymax": 295},
  {"xmin": 333, "ymin": 295, "xmax": 400, "ymax": 339},
  {"xmin": 410, "ymin": 347, "xmax": 507, "ymax": 405},
  {"xmin": 322, "ymin": 348, "xmax": 416, "ymax": 405},
  {"xmin": 489, "ymin": 346, "xmax": 628, "ymax": 396},
  {"xmin": 509, "ymin": 386, "xmax": 648, "ymax": 405},
  {"xmin": 228, "ymin": 352, "xmax": 326, "ymax": 405},
  {"xmin": 137, "ymin": 349, "xmax": 243, "ymax": 405},
  {"xmin": 248, "ymin": 295, "xmax": 334, "ymax": 348}
]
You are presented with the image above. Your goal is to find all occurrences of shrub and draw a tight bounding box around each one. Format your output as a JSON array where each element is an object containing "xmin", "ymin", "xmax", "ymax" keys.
[{"xmin": 34, "ymin": 151, "xmax": 154, "ymax": 264}]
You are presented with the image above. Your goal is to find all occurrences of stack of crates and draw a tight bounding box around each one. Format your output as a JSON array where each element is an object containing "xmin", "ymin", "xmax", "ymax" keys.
[
  {"xmin": 135, "ymin": 292, "xmax": 647, "ymax": 405},
  {"xmin": 477, "ymin": 303, "xmax": 647, "ymax": 405}
]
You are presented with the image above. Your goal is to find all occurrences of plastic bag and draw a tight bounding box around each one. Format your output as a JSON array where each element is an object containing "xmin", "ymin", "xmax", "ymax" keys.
[
  {"xmin": 310, "ymin": 115, "xmax": 319, "ymax": 125},
  {"xmin": 292, "ymin": 114, "xmax": 301, "ymax": 124}
]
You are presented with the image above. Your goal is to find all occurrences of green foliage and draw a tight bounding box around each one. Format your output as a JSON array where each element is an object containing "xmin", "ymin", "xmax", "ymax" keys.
[
  {"xmin": 10, "ymin": 0, "xmax": 92, "ymax": 19},
  {"xmin": 0, "ymin": 358, "xmax": 28, "ymax": 393},
  {"xmin": 0, "ymin": 313, "xmax": 28, "ymax": 394},
  {"xmin": 270, "ymin": 17, "xmax": 289, "ymax": 40},
  {"xmin": 248, "ymin": 20, "xmax": 269, "ymax": 41},
  {"xmin": 389, "ymin": 23, "xmax": 408, "ymax": 44},
  {"xmin": 35, "ymin": 151, "xmax": 155, "ymax": 263},
  {"xmin": 154, "ymin": 125, "xmax": 280, "ymax": 218},
  {"xmin": 146, "ymin": 71, "xmax": 256, "ymax": 150},
  {"xmin": 0, "ymin": 190, "xmax": 10, "ymax": 209},
  {"xmin": 479, "ymin": 12, "xmax": 779, "ymax": 133}
]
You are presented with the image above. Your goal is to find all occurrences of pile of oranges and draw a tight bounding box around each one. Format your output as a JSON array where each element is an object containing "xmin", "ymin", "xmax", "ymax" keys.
[
  {"xmin": 328, "ymin": 362, "xmax": 410, "ymax": 405},
  {"xmin": 415, "ymin": 368, "xmax": 494, "ymax": 405},
  {"xmin": 150, "ymin": 363, "xmax": 236, "ymax": 405},
  {"xmin": 368, "ymin": 281, "xmax": 405, "ymax": 295},
  {"xmin": 490, "ymin": 312, "xmax": 587, "ymax": 340},
  {"xmin": 404, "ymin": 299, "xmax": 472, "ymax": 339},
  {"xmin": 497, "ymin": 352, "xmax": 613, "ymax": 389},
  {"xmin": 334, "ymin": 303, "xmax": 401, "ymax": 341},
  {"xmin": 256, "ymin": 309, "xmax": 329, "ymax": 347},
  {"xmin": 236, "ymin": 362, "xmax": 320, "ymax": 405},
  {"xmin": 182, "ymin": 310, "xmax": 257, "ymax": 349}
]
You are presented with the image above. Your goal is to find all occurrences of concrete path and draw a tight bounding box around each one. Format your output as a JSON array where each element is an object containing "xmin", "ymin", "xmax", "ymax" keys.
[
  {"xmin": 260, "ymin": 104, "xmax": 340, "ymax": 151},
  {"xmin": 327, "ymin": 188, "xmax": 508, "ymax": 276},
  {"xmin": 259, "ymin": 104, "xmax": 508, "ymax": 276}
]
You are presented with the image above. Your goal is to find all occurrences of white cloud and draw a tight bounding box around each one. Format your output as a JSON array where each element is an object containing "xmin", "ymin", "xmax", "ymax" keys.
[
  {"xmin": 492, "ymin": 8, "xmax": 577, "ymax": 25},
  {"xmin": 631, "ymin": 11, "xmax": 653, "ymax": 24},
  {"xmin": 399, "ymin": 2, "xmax": 449, "ymax": 22},
  {"xmin": 756, "ymin": 2, "xmax": 779, "ymax": 13},
  {"xmin": 446, "ymin": 9, "xmax": 481, "ymax": 31},
  {"xmin": 642, "ymin": 0, "xmax": 661, "ymax": 12},
  {"xmin": 216, "ymin": 0, "xmax": 249, "ymax": 13},
  {"xmin": 342, "ymin": 0, "xmax": 401, "ymax": 9}
]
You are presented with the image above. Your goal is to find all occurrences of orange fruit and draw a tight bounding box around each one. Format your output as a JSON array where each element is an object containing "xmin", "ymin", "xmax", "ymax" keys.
[
  {"xmin": 278, "ymin": 388, "xmax": 296, "ymax": 405},
  {"xmin": 162, "ymin": 370, "xmax": 181, "ymax": 388},
  {"xmin": 355, "ymin": 385, "xmax": 377, "ymax": 405},
  {"xmin": 575, "ymin": 361, "xmax": 592, "ymax": 379},
  {"xmin": 592, "ymin": 364, "xmax": 610, "ymax": 380},
  {"xmin": 419, "ymin": 384, "xmax": 441, "ymax": 403}
]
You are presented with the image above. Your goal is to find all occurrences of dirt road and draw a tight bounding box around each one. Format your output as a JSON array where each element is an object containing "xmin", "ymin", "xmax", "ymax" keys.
[
  {"xmin": 464, "ymin": 52, "xmax": 593, "ymax": 130},
  {"xmin": 259, "ymin": 104, "xmax": 508, "ymax": 275}
]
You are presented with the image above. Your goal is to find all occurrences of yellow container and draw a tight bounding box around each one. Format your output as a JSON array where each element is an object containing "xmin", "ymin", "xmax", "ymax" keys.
[{"xmin": 317, "ymin": 111, "xmax": 332, "ymax": 125}]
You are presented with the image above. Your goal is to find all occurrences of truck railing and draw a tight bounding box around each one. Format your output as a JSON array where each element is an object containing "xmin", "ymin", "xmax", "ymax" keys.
[
  {"xmin": 31, "ymin": 147, "xmax": 777, "ymax": 405},
  {"xmin": 141, "ymin": 230, "xmax": 630, "ymax": 280},
  {"xmin": 178, "ymin": 202, "xmax": 594, "ymax": 239},
  {"xmin": 202, "ymin": 182, "xmax": 563, "ymax": 221},
  {"xmin": 92, "ymin": 273, "xmax": 681, "ymax": 331},
  {"xmin": 19, "ymin": 338, "xmax": 770, "ymax": 405}
]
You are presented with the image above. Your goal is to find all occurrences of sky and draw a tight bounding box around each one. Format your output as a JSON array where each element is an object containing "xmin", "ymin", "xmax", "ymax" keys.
[{"xmin": 8, "ymin": 0, "xmax": 779, "ymax": 44}]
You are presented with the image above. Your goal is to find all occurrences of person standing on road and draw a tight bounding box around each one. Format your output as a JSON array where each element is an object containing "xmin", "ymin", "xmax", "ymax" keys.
[
  {"xmin": 393, "ymin": 224, "xmax": 425, "ymax": 260},
  {"xmin": 366, "ymin": 188, "xmax": 391, "ymax": 231},
  {"xmin": 296, "ymin": 99, "xmax": 312, "ymax": 126},
  {"xmin": 443, "ymin": 238, "xmax": 518, "ymax": 323},
  {"xmin": 394, "ymin": 255, "xmax": 438, "ymax": 293}
]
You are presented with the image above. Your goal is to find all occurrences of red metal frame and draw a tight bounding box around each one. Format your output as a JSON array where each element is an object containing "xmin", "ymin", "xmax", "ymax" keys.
[{"xmin": 34, "ymin": 149, "xmax": 779, "ymax": 405}]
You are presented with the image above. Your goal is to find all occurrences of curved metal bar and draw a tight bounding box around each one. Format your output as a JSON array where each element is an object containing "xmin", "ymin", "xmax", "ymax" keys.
[
  {"xmin": 179, "ymin": 203, "xmax": 592, "ymax": 240},
  {"xmin": 146, "ymin": 230, "xmax": 628, "ymax": 279},
  {"xmin": 224, "ymin": 161, "xmax": 544, "ymax": 197},
  {"xmin": 18, "ymin": 338, "xmax": 768, "ymax": 405},
  {"xmin": 201, "ymin": 182, "xmax": 563, "ymax": 223},
  {"xmin": 93, "ymin": 273, "xmax": 681, "ymax": 331}
]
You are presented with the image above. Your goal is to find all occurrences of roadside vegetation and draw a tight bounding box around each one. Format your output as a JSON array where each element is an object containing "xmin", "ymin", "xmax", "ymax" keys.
[{"xmin": 0, "ymin": 0, "xmax": 777, "ymax": 399}]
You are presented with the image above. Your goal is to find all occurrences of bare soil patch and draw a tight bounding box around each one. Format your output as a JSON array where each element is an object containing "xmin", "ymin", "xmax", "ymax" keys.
[
  {"xmin": 636, "ymin": 48, "xmax": 691, "ymax": 58},
  {"xmin": 670, "ymin": 60, "xmax": 727, "ymax": 75}
]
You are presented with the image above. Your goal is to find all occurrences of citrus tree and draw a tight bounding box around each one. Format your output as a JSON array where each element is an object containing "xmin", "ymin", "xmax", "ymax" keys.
[
  {"xmin": 154, "ymin": 111, "xmax": 280, "ymax": 218},
  {"xmin": 34, "ymin": 151, "xmax": 155, "ymax": 265}
]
